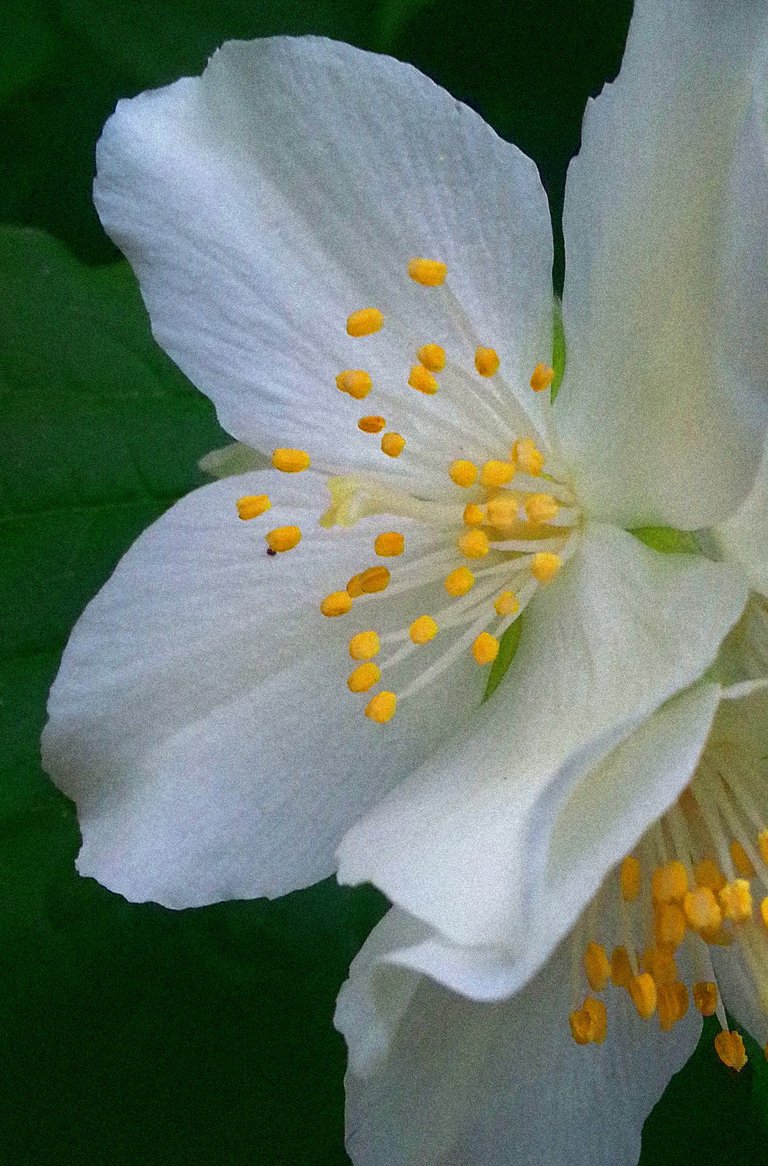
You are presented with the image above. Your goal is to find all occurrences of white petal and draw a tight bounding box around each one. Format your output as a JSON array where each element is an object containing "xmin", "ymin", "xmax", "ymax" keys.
[
  {"xmin": 337, "ymin": 524, "xmax": 746, "ymax": 947},
  {"xmin": 94, "ymin": 36, "xmax": 554, "ymax": 490},
  {"xmin": 42, "ymin": 471, "xmax": 486, "ymax": 907},
  {"xmin": 557, "ymin": 0, "xmax": 768, "ymax": 529},
  {"xmin": 712, "ymin": 440, "xmax": 768, "ymax": 597},
  {"xmin": 338, "ymin": 908, "xmax": 702, "ymax": 1166}
]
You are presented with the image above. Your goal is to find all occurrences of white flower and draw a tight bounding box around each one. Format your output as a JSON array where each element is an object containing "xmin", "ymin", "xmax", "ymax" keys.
[{"xmin": 41, "ymin": 0, "xmax": 768, "ymax": 1160}]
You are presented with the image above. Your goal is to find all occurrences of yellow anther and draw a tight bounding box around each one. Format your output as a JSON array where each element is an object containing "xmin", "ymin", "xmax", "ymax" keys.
[
  {"xmin": 693, "ymin": 982, "xmax": 718, "ymax": 1017},
  {"xmin": 651, "ymin": 860, "xmax": 689, "ymax": 904},
  {"xmin": 444, "ymin": 566, "xmax": 475, "ymax": 596},
  {"xmin": 512, "ymin": 436, "xmax": 545, "ymax": 477},
  {"xmin": 523, "ymin": 492, "xmax": 560, "ymax": 524},
  {"xmin": 629, "ymin": 973, "xmax": 658, "ymax": 1020},
  {"xmin": 620, "ymin": 856, "xmax": 642, "ymax": 902},
  {"xmin": 356, "ymin": 566, "xmax": 391, "ymax": 594},
  {"xmin": 407, "ymin": 257, "xmax": 447, "ymax": 286},
  {"xmin": 381, "ymin": 432, "xmax": 405, "ymax": 458},
  {"xmin": 346, "ymin": 573, "xmax": 365, "ymax": 598},
  {"xmin": 409, "ymin": 615, "xmax": 439, "ymax": 644},
  {"xmin": 611, "ymin": 946, "xmax": 633, "ymax": 990},
  {"xmin": 463, "ymin": 503, "xmax": 485, "ymax": 526},
  {"xmin": 719, "ymin": 879, "xmax": 753, "ymax": 924},
  {"xmin": 583, "ymin": 942, "xmax": 611, "ymax": 992},
  {"xmin": 758, "ymin": 829, "xmax": 768, "ymax": 865},
  {"xmin": 569, "ymin": 997, "xmax": 607, "ymax": 1045},
  {"xmin": 654, "ymin": 902, "xmax": 687, "ymax": 949},
  {"xmin": 417, "ymin": 343, "xmax": 446, "ymax": 372},
  {"xmin": 480, "ymin": 459, "xmax": 515, "ymax": 488},
  {"xmin": 320, "ymin": 590, "xmax": 353, "ymax": 617},
  {"xmin": 272, "ymin": 448, "xmax": 311, "ymax": 473},
  {"xmin": 657, "ymin": 984, "xmax": 682, "ymax": 1032},
  {"xmin": 347, "ymin": 308, "xmax": 384, "ymax": 336},
  {"xmin": 673, "ymin": 981, "xmax": 690, "ymax": 1020},
  {"xmin": 683, "ymin": 887, "xmax": 722, "ymax": 932},
  {"xmin": 347, "ymin": 662, "xmax": 381, "ymax": 693},
  {"xmin": 694, "ymin": 857, "xmax": 726, "ymax": 893},
  {"xmin": 714, "ymin": 1030, "xmax": 748, "ymax": 1072},
  {"xmin": 641, "ymin": 946, "xmax": 677, "ymax": 987},
  {"xmin": 365, "ymin": 690, "xmax": 397, "ymax": 723},
  {"xmin": 458, "ymin": 529, "xmax": 490, "ymax": 559},
  {"xmin": 472, "ymin": 632, "xmax": 499, "ymax": 666},
  {"xmin": 568, "ymin": 1007, "xmax": 592, "ymax": 1046},
  {"xmin": 358, "ymin": 414, "xmax": 386, "ymax": 434},
  {"xmin": 486, "ymin": 494, "xmax": 520, "ymax": 528},
  {"xmin": 449, "ymin": 459, "xmax": 478, "ymax": 488},
  {"xmin": 494, "ymin": 590, "xmax": 520, "ymax": 618},
  {"xmin": 761, "ymin": 897, "xmax": 768, "ymax": 928},
  {"xmin": 408, "ymin": 364, "xmax": 439, "ymax": 395},
  {"xmin": 236, "ymin": 494, "xmax": 271, "ymax": 520},
  {"xmin": 265, "ymin": 525, "xmax": 301, "ymax": 553},
  {"xmin": 336, "ymin": 369, "xmax": 373, "ymax": 400},
  {"xmin": 530, "ymin": 362, "xmax": 555, "ymax": 392},
  {"xmin": 474, "ymin": 346, "xmax": 500, "ymax": 377},
  {"xmin": 349, "ymin": 631, "xmax": 380, "ymax": 660},
  {"xmin": 374, "ymin": 532, "xmax": 405, "ymax": 557},
  {"xmin": 730, "ymin": 840, "xmax": 756, "ymax": 879},
  {"xmin": 531, "ymin": 552, "xmax": 562, "ymax": 583}
]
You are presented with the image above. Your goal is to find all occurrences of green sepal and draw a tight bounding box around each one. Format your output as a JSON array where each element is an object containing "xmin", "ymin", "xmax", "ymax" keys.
[
  {"xmin": 482, "ymin": 617, "xmax": 523, "ymax": 702},
  {"xmin": 630, "ymin": 526, "xmax": 702, "ymax": 555}
]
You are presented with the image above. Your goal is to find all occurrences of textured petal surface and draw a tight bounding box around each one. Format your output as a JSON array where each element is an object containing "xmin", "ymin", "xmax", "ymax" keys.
[
  {"xmin": 42, "ymin": 471, "xmax": 485, "ymax": 907},
  {"xmin": 712, "ymin": 441, "xmax": 768, "ymax": 598},
  {"xmin": 94, "ymin": 36, "xmax": 554, "ymax": 492},
  {"xmin": 337, "ymin": 525, "xmax": 746, "ymax": 946},
  {"xmin": 558, "ymin": 0, "xmax": 768, "ymax": 529},
  {"xmin": 337, "ymin": 907, "xmax": 702, "ymax": 1166}
]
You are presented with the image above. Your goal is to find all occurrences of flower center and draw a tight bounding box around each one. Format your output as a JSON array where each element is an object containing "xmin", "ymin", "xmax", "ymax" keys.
[{"xmin": 236, "ymin": 255, "xmax": 582, "ymax": 723}]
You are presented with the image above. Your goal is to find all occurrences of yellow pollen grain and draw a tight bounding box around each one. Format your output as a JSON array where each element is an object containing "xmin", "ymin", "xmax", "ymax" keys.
[
  {"xmin": 236, "ymin": 494, "xmax": 271, "ymax": 520},
  {"xmin": 408, "ymin": 364, "xmax": 439, "ymax": 395},
  {"xmin": 407, "ymin": 257, "xmax": 447, "ymax": 286},
  {"xmin": 651, "ymin": 860, "xmax": 688, "ymax": 903},
  {"xmin": 336, "ymin": 369, "xmax": 373, "ymax": 400},
  {"xmin": 481, "ymin": 459, "xmax": 515, "ymax": 488},
  {"xmin": 265, "ymin": 525, "xmax": 301, "ymax": 553},
  {"xmin": 458, "ymin": 529, "xmax": 490, "ymax": 559},
  {"xmin": 320, "ymin": 590, "xmax": 353, "ymax": 617},
  {"xmin": 474, "ymin": 346, "xmax": 500, "ymax": 377},
  {"xmin": 365, "ymin": 690, "xmax": 397, "ymax": 723},
  {"xmin": 472, "ymin": 632, "xmax": 499, "ymax": 666},
  {"xmin": 620, "ymin": 856, "xmax": 642, "ymax": 902},
  {"xmin": 417, "ymin": 343, "xmax": 446, "ymax": 372},
  {"xmin": 381, "ymin": 432, "xmax": 406, "ymax": 458},
  {"xmin": 730, "ymin": 839, "xmax": 756, "ymax": 879},
  {"xmin": 694, "ymin": 857, "xmax": 726, "ymax": 893},
  {"xmin": 374, "ymin": 532, "xmax": 405, "ymax": 557},
  {"xmin": 719, "ymin": 879, "xmax": 753, "ymax": 924},
  {"xmin": 347, "ymin": 662, "xmax": 381, "ymax": 693},
  {"xmin": 523, "ymin": 493, "xmax": 560, "ymax": 524},
  {"xmin": 530, "ymin": 362, "xmax": 555, "ymax": 392},
  {"xmin": 463, "ymin": 503, "xmax": 485, "ymax": 526},
  {"xmin": 654, "ymin": 902, "xmax": 687, "ymax": 949},
  {"xmin": 629, "ymin": 973, "xmax": 657, "ymax": 1020},
  {"xmin": 358, "ymin": 566, "xmax": 391, "ymax": 594},
  {"xmin": 683, "ymin": 887, "xmax": 722, "ymax": 932},
  {"xmin": 513, "ymin": 436, "xmax": 545, "ymax": 477},
  {"xmin": 410, "ymin": 615, "xmax": 439, "ymax": 644},
  {"xmin": 272, "ymin": 448, "xmax": 311, "ymax": 473},
  {"xmin": 444, "ymin": 566, "xmax": 475, "ymax": 597},
  {"xmin": 347, "ymin": 308, "xmax": 384, "ymax": 336},
  {"xmin": 714, "ymin": 1030, "xmax": 748, "ymax": 1072},
  {"xmin": 349, "ymin": 631, "xmax": 380, "ymax": 660},
  {"xmin": 583, "ymin": 942, "xmax": 611, "ymax": 993},
  {"xmin": 358, "ymin": 414, "xmax": 386, "ymax": 434},
  {"xmin": 693, "ymin": 982, "xmax": 718, "ymax": 1017},
  {"xmin": 494, "ymin": 590, "xmax": 520, "ymax": 618},
  {"xmin": 531, "ymin": 552, "xmax": 562, "ymax": 583},
  {"xmin": 758, "ymin": 829, "xmax": 768, "ymax": 865},
  {"xmin": 449, "ymin": 459, "xmax": 478, "ymax": 488},
  {"xmin": 610, "ymin": 946, "xmax": 633, "ymax": 990}
]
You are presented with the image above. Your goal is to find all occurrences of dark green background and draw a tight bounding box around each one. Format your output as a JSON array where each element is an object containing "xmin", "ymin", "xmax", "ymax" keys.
[{"xmin": 1, "ymin": 1, "xmax": 766, "ymax": 1161}]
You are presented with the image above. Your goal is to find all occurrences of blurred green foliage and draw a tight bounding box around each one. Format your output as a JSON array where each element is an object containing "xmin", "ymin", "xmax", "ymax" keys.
[{"xmin": 1, "ymin": 1, "xmax": 766, "ymax": 1162}]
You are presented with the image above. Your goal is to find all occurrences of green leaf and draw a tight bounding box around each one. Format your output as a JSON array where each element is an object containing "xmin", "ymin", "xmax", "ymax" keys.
[
  {"xmin": 631, "ymin": 525, "xmax": 702, "ymax": 555},
  {"xmin": 0, "ymin": 0, "xmax": 58, "ymax": 106},
  {"xmin": 482, "ymin": 616, "xmax": 523, "ymax": 702}
]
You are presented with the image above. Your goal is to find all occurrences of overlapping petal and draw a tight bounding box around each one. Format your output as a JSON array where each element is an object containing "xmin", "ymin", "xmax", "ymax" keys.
[
  {"xmin": 557, "ymin": 0, "xmax": 768, "ymax": 529},
  {"xmin": 712, "ymin": 441, "xmax": 768, "ymax": 598}
]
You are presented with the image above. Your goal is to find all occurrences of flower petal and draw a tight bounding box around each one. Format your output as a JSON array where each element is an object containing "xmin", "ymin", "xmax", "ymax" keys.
[
  {"xmin": 337, "ymin": 908, "xmax": 702, "ymax": 1166},
  {"xmin": 712, "ymin": 440, "xmax": 768, "ymax": 598},
  {"xmin": 94, "ymin": 36, "xmax": 554, "ymax": 490},
  {"xmin": 42, "ymin": 470, "xmax": 486, "ymax": 907},
  {"xmin": 337, "ymin": 524, "xmax": 746, "ymax": 947},
  {"xmin": 557, "ymin": 0, "xmax": 768, "ymax": 529}
]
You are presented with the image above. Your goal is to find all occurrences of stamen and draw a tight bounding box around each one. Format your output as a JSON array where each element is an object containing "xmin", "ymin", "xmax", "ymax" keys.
[
  {"xmin": 417, "ymin": 343, "xmax": 446, "ymax": 372},
  {"xmin": 524, "ymin": 493, "xmax": 560, "ymax": 524},
  {"xmin": 730, "ymin": 840, "xmax": 756, "ymax": 879},
  {"xmin": 583, "ymin": 942, "xmax": 612, "ymax": 992},
  {"xmin": 512, "ymin": 437, "xmax": 545, "ymax": 477},
  {"xmin": 458, "ymin": 530, "xmax": 490, "ymax": 559},
  {"xmin": 494, "ymin": 590, "xmax": 520, "ymax": 617},
  {"xmin": 719, "ymin": 879, "xmax": 753, "ymax": 923},
  {"xmin": 472, "ymin": 632, "xmax": 499, "ymax": 666},
  {"xmin": 474, "ymin": 347, "xmax": 500, "ymax": 377},
  {"xmin": 651, "ymin": 861, "xmax": 688, "ymax": 903},
  {"xmin": 694, "ymin": 858, "xmax": 726, "ymax": 893},
  {"xmin": 531, "ymin": 552, "xmax": 562, "ymax": 583},
  {"xmin": 759, "ymin": 830, "xmax": 768, "ymax": 864},
  {"xmin": 408, "ymin": 364, "xmax": 439, "ymax": 395},
  {"xmin": 236, "ymin": 494, "xmax": 271, "ymax": 520},
  {"xmin": 347, "ymin": 308, "xmax": 384, "ymax": 336},
  {"xmin": 620, "ymin": 856, "xmax": 642, "ymax": 902},
  {"xmin": 654, "ymin": 902, "xmax": 687, "ymax": 948},
  {"xmin": 347, "ymin": 663, "xmax": 381, "ymax": 693},
  {"xmin": 693, "ymin": 982, "xmax": 719, "ymax": 1016},
  {"xmin": 714, "ymin": 1030, "xmax": 748, "ymax": 1072},
  {"xmin": 358, "ymin": 415, "xmax": 386, "ymax": 434},
  {"xmin": 530, "ymin": 362, "xmax": 555, "ymax": 392},
  {"xmin": 320, "ymin": 590, "xmax": 353, "ymax": 617},
  {"xmin": 348, "ymin": 566, "xmax": 391, "ymax": 596},
  {"xmin": 611, "ymin": 946, "xmax": 633, "ymax": 989},
  {"xmin": 629, "ymin": 973, "xmax": 658, "ymax": 1020},
  {"xmin": 569, "ymin": 997, "xmax": 607, "ymax": 1045},
  {"xmin": 349, "ymin": 631, "xmax": 380, "ymax": 659},
  {"xmin": 761, "ymin": 897, "xmax": 768, "ymax": 928},
  {"xmin": 272, "ymin": 448, "xmax": 311, "ymax": 473},
  {"xmin": 407, "ymin": 258, "xmax": 447, "ymax": 286},
  {"xmin": 410, "ymin": 616, "xmax": 439, "ymax": 644},
  {"xmin": 444, "ymin": 567, "xmax": 475, "ymax": 596},
  {"xmin": 381, "ymin": 433, "xmax": 406, "ymax": 458},
  {"xmin": 265, "ymin": 526, "xmax": 301, "ymax": 553},
  {"xmin": 683, "ymin": 887, "xmax": 723, "ymax": 932},
  {"xmin": 336, "ymin": 370, "xmax": 373, "ymax": 400},
  {"xmin": 365, "ymin": 691, "xmax": 397, "ymax": 723},
  {"xmin": 480, "ymin": 460, "xmax": 515, "ymax": 488},
  {"xmin": 449, "ymin": 460, "xmax": 478, "ymax": 488},
  {"xmin": 463, "ymin": 503, "xmax": 485, "ymax": 526},
  {"xmin": 374, "ymin": 532, "xmax": 405, "ymax": 557}
]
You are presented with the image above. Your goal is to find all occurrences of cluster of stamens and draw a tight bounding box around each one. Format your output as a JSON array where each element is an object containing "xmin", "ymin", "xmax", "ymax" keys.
[{"xmin": 236, "ymin": 256, "xmax": 580, "ymax": 723}]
